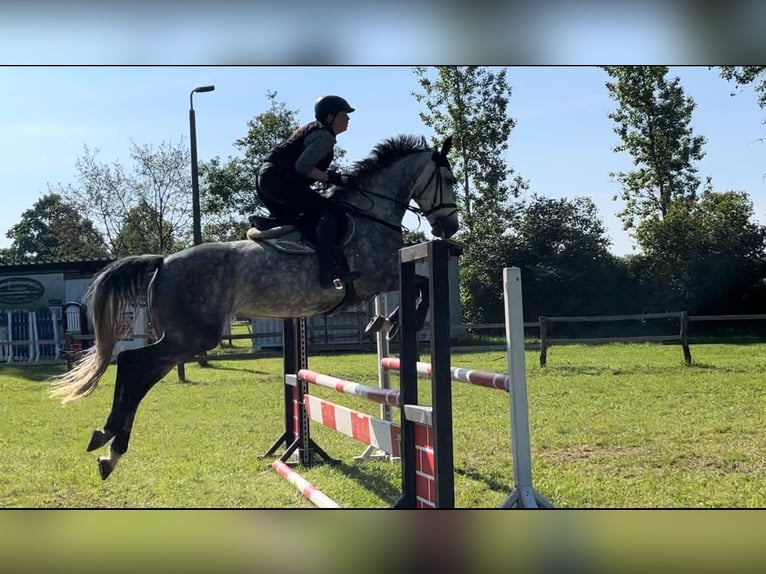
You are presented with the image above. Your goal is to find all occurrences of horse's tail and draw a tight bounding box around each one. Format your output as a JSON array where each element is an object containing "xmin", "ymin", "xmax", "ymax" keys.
[{"xmin": 50, "ymin": 254, "xmax": 165, "ymax": 404}]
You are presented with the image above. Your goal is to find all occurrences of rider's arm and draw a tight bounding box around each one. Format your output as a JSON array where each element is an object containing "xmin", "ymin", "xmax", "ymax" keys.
[{"xmin": 295, "ymin": 130, "xmax": 336, "ymax": 182}]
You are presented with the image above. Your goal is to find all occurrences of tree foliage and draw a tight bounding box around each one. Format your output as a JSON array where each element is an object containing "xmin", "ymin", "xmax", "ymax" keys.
[
  {"xmin": 412, "ymin": 66, "xmax": 525, "ymax": 234},
  {"xmin": 719, "ymin": 66, "xmax": 766, "ymax": 108},
  {"xmin": 3, "ymin": 193, "xmax": 108, "ymax": 261},
  {"xmin": 412, "ymin": 66, "xmax": 526, "ymax": 323},
  {"xmin": 506, "ymin": 195, "xmax": 619, "ymax": 319},
  {"xmin": 52, "ymin": 139, "xmax": 193, "ymax": 256},
  {"xmin": 603, "ymin": 66, "xmax": 707, "ymax": 231},
  {"xmin": 634, "ymin": 191, "xmax": 766, "ymax": 313},
  {"xmin": 113, "ymin": 201, "xmax": 178, "ymax": 255}
]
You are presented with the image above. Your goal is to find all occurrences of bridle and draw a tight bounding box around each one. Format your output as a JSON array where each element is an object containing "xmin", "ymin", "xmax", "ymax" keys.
[
  {"xmin": 409, "ymin": 151, "xmax": 458, "ymax": 221},
  {"xmin": 339, "ymin": 150, "xmax": 457, "ymax": 232}
]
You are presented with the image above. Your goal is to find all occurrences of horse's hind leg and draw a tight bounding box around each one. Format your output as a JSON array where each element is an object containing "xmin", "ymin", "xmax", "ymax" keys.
[{"xmin": 89, "ymin": 340, "xmax": 178, "ymax": 480}]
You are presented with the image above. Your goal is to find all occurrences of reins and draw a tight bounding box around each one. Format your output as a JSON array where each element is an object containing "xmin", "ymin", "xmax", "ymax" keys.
[{"xmin": 337, "ymin": 154, "xmax": 456, "ymax": 232}]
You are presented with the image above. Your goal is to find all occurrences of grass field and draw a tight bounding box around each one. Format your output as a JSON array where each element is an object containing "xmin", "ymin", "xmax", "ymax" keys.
[{"xmin": 1, "ymin": 341, "xmax": 765, "ymax": 508}]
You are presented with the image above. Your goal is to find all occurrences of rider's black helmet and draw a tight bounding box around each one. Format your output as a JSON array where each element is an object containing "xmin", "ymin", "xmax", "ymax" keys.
[{"xmin": 314, "ymin": 95, "xmax": 355, "ymax": 123}]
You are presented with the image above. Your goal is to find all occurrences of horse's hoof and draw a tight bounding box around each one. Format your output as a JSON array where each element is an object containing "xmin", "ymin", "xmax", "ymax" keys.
[
  {"xmin": 87, "ymin": 429, "xmax": 114, "ymax": 452},
  {"xmin": 98, "ymin": 457, "xmax": 114, "ymax": 480},
  {"xmin": 365, "ymin": 315, "xmax": 392, "ymax": 334}
]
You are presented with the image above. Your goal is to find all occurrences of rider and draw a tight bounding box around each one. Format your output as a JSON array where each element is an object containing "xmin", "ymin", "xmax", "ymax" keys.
[{"xmin": 256, "ymin": 95, "xmax": 360, "ymax": 289}]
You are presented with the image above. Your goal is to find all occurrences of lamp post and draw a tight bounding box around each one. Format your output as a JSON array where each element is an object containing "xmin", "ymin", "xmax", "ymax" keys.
[{"xmin": 189, "ymin": 85, "xmax": 215, "ymax": 245}]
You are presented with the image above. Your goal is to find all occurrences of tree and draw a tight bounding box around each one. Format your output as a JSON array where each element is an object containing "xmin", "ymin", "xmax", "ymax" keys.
[
  {"xmin": 112, "ymin": 201, "xmax": 177, "ymax": 255},
  {"xmin": 413, "ymin": 66, "xmax": 525, "ymax": 234},
  {"xmin": 412, "ymin": 66, "xmax": 526, "ymax": 323},
  {"xmin": 4, "ymin": 193, "xmax": 108, "ymax": 261},
  {"xmin": 603, "ymin": 66, "xmax": 707, "ymax": 231},
  {"xmin": 201, "ymin": 90, "xmax": 349, "ymax": 242},
  {"xmin": 635, "ymin": 191, "xmax": 766, "ymax": 314},
  {"xmin": 52, "ymin": 139, "xmax": 193, "ymax": 256},
  {"xmin": 505, "ymin": 195, "xmax": 620, "ymax": 320},
  {"xmin": 403, "ymin": 229, "xmax": 427, "ymax": 246},
  {"xmin": 719, "ymin": 66, "xmax": 766, "ymax": 108}
]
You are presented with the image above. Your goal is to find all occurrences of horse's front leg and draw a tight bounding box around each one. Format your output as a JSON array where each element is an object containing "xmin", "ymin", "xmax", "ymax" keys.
[
  {"xmin": 373, "ymin": 274, "xmax": 429, "ymax": 342},
  {"xmin": 412, "ymin": 274, "xmax": 430, "ymax": 332}
]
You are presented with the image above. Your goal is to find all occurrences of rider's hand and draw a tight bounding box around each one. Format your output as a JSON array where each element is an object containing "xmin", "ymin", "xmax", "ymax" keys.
[
  {"xmin": 326, "ymin": 169, "xmax": 344, "ymax": 186},
  {"xmin": 327, "ymin": 170, "xmax": 357, "ymax": 188},
  {"xmin": 340, "ymin": 174, "xmax": 357, "ymax": 188}
]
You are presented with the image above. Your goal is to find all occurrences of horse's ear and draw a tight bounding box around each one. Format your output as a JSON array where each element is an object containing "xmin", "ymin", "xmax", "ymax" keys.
[{"xmin": 439, "ymin": 135, "xmax": 453, "ymax": 159}]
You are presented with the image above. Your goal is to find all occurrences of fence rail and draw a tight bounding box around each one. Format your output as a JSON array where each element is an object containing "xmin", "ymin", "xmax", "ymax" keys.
[
  {"xmin": 539, "ymin": 311, "xmax": 691, "ymax": 365},
  {"xmin": 5, "ymin": 312, "xmax": 766, "ymax": 370}
]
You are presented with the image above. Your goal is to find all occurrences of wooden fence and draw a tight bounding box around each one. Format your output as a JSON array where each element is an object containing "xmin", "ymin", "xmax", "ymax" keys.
[
  {"xmin": 7, "ymin": 312, "xmax": 766, "ymax": 371},
  {"xmin": 538, "ymin": 312, "xmax": 691, "ymax": 366},
  {"xmin": 463, "ymin": 313, "xmax": 766, "ymax": 366}
]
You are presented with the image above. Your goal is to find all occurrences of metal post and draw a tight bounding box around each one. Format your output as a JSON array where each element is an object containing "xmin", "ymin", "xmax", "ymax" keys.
[
  {"xmin": 262, "ymin": 319, "xmax": 298, "ymax": 458},
  {"xmin": 188, "ymin": 85, "xmax": 214, "ymax": 371},
  {"xmin": 188, "ymin": 85, "xmax": 215, "ymax": 246},
  {"xmin": 189, "ymin": 106, "xmax": 201, "ymax": 245}
]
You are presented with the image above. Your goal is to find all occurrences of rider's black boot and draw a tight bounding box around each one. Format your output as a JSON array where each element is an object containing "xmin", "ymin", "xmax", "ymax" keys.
[{"xmin": 316, "ymin": 212, "xmax": 360, "ymax": 289}]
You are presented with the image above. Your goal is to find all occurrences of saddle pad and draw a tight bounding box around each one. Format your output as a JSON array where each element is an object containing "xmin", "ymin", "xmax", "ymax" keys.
[{"xmin": 264, "ymin": 237, "xmax": 316, "ymax": 255}]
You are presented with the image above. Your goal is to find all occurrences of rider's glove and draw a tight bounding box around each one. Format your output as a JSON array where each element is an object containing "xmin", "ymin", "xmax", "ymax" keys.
[
  {"xmin": 327, "ymin": 170, "xmax": 357, "ymax": 188},
  {"xmin": 327, "ymin": 169, "xmax": 344, "ymax": 186}
]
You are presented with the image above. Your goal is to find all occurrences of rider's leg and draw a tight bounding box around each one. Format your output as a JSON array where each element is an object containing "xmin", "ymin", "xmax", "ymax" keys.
[
  {"xmin": 316, "ymin": 207, "xmax": 361, "ymax": 289},
  {"xmin": 316, "ymin": 210, "xmax": 340, "ymax": 289},
  {"xmin": 256, "ymin": 167, "xmax": 297, "ymax": 223}
]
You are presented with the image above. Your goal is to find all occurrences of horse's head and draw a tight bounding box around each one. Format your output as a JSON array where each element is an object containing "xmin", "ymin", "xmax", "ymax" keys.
[{"xmin": 411, "ymin": 136, "xmax": 459, "ymax": 239}]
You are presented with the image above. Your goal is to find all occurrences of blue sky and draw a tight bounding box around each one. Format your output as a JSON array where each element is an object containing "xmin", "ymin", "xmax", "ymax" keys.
[{"xmin": 1, "ymin": 66, "xmax": 764, "ymax": 256}]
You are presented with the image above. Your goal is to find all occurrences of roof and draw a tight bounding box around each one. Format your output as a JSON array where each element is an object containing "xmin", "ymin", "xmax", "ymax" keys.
[{"xmin": 0, "ymin": 257, "xmax": 116, "ymax": 275}]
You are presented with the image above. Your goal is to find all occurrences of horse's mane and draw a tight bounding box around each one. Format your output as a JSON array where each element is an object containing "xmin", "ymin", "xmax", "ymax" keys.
[{"xmin": 349, "ymin": 134, "xmax": 430, "ymax": 180}]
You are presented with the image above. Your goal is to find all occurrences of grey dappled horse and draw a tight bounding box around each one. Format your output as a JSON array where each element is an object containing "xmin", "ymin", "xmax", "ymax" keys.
[{"xmin": 51, "ymin": 134, "xmax": 459, "ymax": 480}]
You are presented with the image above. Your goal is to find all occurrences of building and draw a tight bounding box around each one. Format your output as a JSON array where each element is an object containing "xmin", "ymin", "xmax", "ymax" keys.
[{"xmin": 0, "ymin": 257, "xmax": 149, "ymax": 362}]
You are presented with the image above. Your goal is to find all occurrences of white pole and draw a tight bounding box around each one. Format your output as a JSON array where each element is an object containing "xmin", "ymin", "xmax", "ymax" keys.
[
  {"xmin": 3, "ymin": 311, "xmax": 10, "ymax": 362},
  {"xmin": 500, "ymin": 267, "xmax": 554, "ymax": 508},
  {"xmin": 29, "ymin": 311, "xmax": 38, "ymax": 362},
  {"xmin": 376, "ymin": 294, "xmax": 392, "ymax": 420}
]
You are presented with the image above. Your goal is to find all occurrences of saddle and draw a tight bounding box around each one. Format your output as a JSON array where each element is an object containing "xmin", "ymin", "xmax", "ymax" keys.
[{"xmin": 246, "ymin": 214, "xmax": 355, "ymax": 255}]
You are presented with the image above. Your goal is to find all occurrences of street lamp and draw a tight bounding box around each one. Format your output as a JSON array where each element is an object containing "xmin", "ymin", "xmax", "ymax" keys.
[{"xmin": 189, "ymin": 85, "xmax": 215, "ymax": 245}]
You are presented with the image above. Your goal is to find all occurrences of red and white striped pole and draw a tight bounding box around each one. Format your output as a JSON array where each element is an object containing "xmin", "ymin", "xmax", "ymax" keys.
[
  {"xmin": 272, "ymin": 460, "xmax": 340, "ymax": 509},
  {"xmin": 380, "ymin": 357, "xmax": 510, "ymax": 391}
]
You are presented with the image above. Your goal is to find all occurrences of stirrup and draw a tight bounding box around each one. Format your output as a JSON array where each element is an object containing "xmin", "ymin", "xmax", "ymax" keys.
[
  {"xmin": 321, "ymin": 270, "xmax": 361, "ymax": 290},
  {"xmin": 320, "ymin": 275, "xmax": 345, "ymax": 290}
]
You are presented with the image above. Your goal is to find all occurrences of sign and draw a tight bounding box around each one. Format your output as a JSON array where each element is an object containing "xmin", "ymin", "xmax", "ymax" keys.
[{"xmin": 0, "ymin": 274, "xmax": 64, "ymax": 310}]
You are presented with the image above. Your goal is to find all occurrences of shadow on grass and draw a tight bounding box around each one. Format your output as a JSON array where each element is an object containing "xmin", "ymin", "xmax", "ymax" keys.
[
  {"xmin": 537, "ymin": 362, "xmax": 757, "ymax": 377},
  {"xmin": 193, "ymin": 363, "xmax": 273, "ymax": 376},
  {"xmin": 454, "ymin": 466, "xmax": 513, "ymax": 496},
  {"xmin": 325, "ymin": 460, "xmax": 401, "ymax": 505},
  {"xmin": 0, "ymin": 364, "xmax": 68, "ymax": 382}
]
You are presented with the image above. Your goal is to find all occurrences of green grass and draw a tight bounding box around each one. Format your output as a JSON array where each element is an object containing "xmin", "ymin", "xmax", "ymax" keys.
[{"xmin": 1, "ymin": 342, "xmax": 765, "ymax": 508}]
